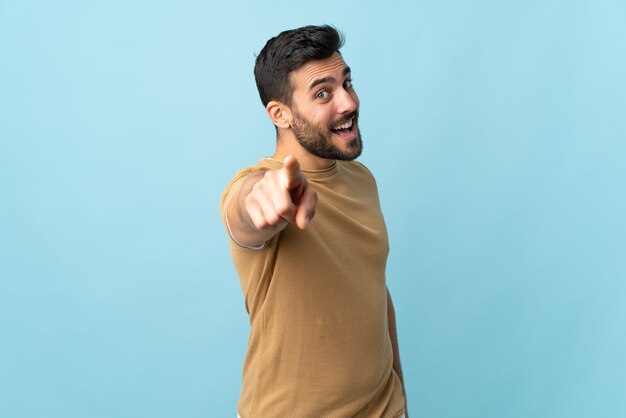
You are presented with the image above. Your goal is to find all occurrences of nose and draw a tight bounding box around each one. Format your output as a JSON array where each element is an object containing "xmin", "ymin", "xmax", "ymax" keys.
[{"xmin": 336, "ymin": 88, "xmax": 359, "ymax": 114}]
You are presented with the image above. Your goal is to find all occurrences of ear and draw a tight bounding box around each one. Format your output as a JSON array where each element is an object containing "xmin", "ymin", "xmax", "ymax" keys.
[{"xmin": 266, "ymin": 100, "xmax": 292, "ymax": 129}]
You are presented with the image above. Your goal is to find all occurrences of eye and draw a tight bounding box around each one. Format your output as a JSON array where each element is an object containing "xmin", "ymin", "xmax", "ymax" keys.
[
  {"xmin": 316, "ymin": 90, "xmax": 330, "ymax": 100},
  {"xmin": 344, "ymin": 79, "xmax": 353, "ymax": 89}
]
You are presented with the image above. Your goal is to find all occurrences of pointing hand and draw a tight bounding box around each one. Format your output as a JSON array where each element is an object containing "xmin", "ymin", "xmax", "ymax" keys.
[{"xmin": 244, "ymin": 156, "xmax": 318, "ymax": 231}]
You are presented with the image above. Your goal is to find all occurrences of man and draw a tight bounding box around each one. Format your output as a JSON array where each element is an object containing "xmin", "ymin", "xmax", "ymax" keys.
[{"xmin": 221, "ymin": 25, "xmax": 407, "ymax": 418}]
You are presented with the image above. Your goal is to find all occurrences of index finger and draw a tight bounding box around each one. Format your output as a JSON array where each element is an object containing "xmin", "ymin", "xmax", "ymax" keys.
[{"xmin": 281, "ymin": 155, "xmax": 304, "ymax": 191}]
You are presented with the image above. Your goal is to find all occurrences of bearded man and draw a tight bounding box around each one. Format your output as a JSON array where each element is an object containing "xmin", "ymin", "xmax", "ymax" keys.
[{"xmin": 221, "ymin": 25, "xmax": 408, "ymax": 418}]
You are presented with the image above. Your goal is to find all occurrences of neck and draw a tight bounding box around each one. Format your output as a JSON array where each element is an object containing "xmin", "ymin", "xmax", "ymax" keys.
[{"xmin": 273, "ymin": 133, "xmax": 335, "ymax": 170}]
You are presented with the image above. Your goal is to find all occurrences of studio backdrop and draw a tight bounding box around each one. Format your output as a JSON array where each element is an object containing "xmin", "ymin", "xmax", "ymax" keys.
[{"xmin": 1, "ymin": 1, "xmax": 625, "ymax": 417}]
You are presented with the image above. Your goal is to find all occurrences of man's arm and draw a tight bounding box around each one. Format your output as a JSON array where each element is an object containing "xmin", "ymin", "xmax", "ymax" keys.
[
  {"xmin": 387, "ymin": 287, "xmax": 408, "ymax": 417},
  {"xmin": 225, "ymin": 156, "xmax": 317, "ymax": 248}
]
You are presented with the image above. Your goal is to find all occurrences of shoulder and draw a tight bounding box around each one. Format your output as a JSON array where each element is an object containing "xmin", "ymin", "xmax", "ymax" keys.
[
  {"xmin": 220, "ymin": 158, "xmax": 281, "ymax": 213},
  {"xmin": 229, "ymin": 158, "xmax": 281, "ymax": 184},
  {"xmin": 223, "ymin": 158, "xmax": 281, "ymax": 192},
  {"xmin": 338, "ymin": 160, "xmax": 378, "ymax": 182}
]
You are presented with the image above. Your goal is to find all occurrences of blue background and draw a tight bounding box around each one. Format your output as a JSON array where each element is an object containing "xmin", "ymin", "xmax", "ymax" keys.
[{"xmin": 1, "ymin": 1, "xmax": 625, "ymax": 417}]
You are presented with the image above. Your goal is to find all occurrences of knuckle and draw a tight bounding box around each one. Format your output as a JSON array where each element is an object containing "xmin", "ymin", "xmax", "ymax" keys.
[
  {"xmin": 263, "ymin": 171, "xmax": 275, "ymax": 183},
  {"xmin": 253, "ymin": 218, "xmax": 268, "ymax": 230},
  {"xmin": 251, "ymin": 179, "xmax": 265, "ymax": 193},
  {"xmin": 275, "ymin": 202, "xmax": 292, "ymax": 217},
  {"xmin": 244, "ymin": 193, "xmax": 256, "ymax": 207}
]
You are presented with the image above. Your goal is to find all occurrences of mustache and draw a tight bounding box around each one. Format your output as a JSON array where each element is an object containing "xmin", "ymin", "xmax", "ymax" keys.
[{"xmin": 331, "ymin": 111, "xmax": 359, "ymax": 127}]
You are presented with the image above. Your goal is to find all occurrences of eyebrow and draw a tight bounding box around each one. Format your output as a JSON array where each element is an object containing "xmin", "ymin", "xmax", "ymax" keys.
[{"xmin": 308, "ymin": 66, "xmax": 351, "ymax": 91}]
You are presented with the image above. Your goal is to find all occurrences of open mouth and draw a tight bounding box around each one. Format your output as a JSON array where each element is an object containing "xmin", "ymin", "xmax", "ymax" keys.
[{"xmin": 330, "ymin": 117, "xmax": 355, "ymax": 138}]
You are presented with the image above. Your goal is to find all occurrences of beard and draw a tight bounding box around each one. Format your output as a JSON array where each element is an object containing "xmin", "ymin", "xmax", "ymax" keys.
[{"xmin": 290, "ymin": 110, "xmax": 363, "ymax": 161}]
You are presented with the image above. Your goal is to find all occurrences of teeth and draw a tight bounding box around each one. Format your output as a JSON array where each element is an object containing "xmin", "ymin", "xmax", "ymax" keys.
[{"xmin": 333, "ymin": 118, "xmax": 353, "ymax": 130}]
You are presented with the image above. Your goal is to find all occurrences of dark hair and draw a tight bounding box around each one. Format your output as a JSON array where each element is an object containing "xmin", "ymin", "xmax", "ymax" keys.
[{"xmin": 254, "ymin": 25, "xmax": 344, "ymax": 107}]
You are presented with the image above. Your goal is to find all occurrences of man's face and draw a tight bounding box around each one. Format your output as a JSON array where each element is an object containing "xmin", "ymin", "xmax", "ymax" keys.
[{"xmin": 288, "ymin": 52, "xmax": 362, "ymax": 161}]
